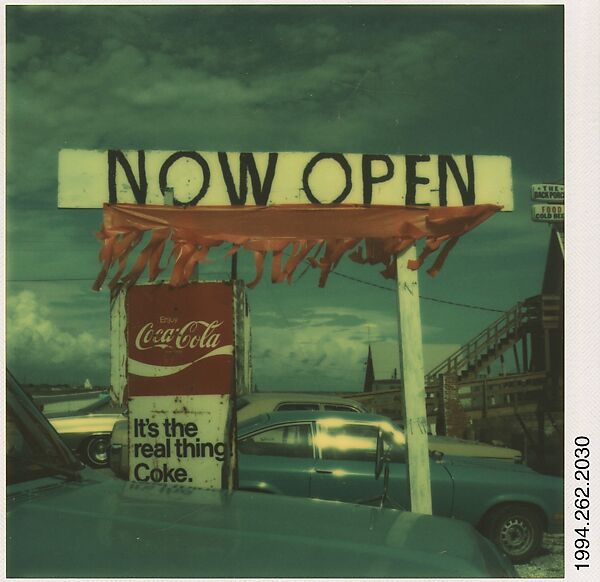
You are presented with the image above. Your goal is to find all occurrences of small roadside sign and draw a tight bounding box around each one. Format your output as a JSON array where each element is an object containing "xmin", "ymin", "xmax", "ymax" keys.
[
  {"xmin": 531, "ymin": 184, "xmax": 564, "ymax": 202},
  {"xmin": 531, "ymin": 203, "xmax": 564, "ymax": 223},
  {"xmin": 118, "ymin": 281, "xmax": 245, "ymax": 490}
]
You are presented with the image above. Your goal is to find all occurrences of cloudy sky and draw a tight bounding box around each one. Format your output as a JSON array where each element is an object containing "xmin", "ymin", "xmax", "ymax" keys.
[{"xmin": 5, "ymin": 4, "xmax": 563, "ymax": 390}]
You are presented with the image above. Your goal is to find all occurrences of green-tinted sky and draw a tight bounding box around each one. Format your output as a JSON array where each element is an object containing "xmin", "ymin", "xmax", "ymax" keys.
[{"xmin": 6, "ymin": 4, "xmax": 563, "ymax": 389}]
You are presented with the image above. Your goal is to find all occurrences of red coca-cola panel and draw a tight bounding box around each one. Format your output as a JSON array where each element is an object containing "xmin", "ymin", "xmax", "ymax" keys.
[{"xmin": 127, "ymin": 283, "xmax": 234, "ymax": 396}]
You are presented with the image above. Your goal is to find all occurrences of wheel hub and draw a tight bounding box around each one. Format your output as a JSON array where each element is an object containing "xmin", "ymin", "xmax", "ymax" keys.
[
  {"xmin": 89, "ymin": 439, "xmax": 109, "ymax": 463},
  {"xmin": 499, "ymin": 517, "xmax": 533, "ymax": 554}
]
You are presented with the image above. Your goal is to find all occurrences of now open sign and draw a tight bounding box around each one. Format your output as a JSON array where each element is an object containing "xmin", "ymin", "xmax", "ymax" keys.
[{"xmin": 58, "ymin": 149, "xmax": 513, "ymax": 210}]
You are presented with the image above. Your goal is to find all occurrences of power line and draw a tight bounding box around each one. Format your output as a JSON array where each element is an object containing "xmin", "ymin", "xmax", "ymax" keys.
[
  {"xmin": 328, "ymin": 270, "xmax": 506, "ymax": 313},
  {"xmin": 7, "ymin": 271, "xmax": 507, "ymax": 313},
  {"xmin": 279, "ymin": 247, "xmax": 507, "ymax": 313},
  {"xmin": 7, "ymin": 277, "xmax": 97, "ymax": 282}
]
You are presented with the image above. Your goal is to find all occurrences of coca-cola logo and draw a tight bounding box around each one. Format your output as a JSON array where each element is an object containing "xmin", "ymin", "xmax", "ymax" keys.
[{"xmin": 135, "ymin": 318, "xmax": 223, "ymax": 351}]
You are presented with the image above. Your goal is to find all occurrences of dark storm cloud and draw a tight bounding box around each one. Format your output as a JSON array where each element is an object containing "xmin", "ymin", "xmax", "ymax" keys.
[
  {"xmin": 5, "ymin": 5, "xmax": 563, "ymax": 386},
  {"xmin": 6, "ymin": 5, "xmax": 562, "ymax": 201}
]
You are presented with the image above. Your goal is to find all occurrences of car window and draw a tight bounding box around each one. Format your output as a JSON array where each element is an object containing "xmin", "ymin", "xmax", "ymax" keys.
[
  {"xmin": 318, "ymin": 423, "xmax": 379, "ymax": 462},
  {"xmin": 317, "ymin": 422, "xmax": 405, "ymax": 463},
  {"xmin": 236, "ymin": 397, "xmax": 250, "ymax": 411},
  {"xmin": 276, "ymin": 403, "xmax": 320, "ymax": 411},
  {"xmin": 238, "ymin": 423, "xmax": 314, "ymax": 458},
  {"xmin": 323, "ymin": 404, "xmax": 358, "ymax": 412},
  {"xmin": 7, "ymin": 406, "xmax": 35, "ymax": 460},
  {"xmin": 6, "ymin": 400, "xmax": 74, "ymax": 485},
  {"xmin": 6, "ymin": 372, "xmax": 82, "ymax": 486}
]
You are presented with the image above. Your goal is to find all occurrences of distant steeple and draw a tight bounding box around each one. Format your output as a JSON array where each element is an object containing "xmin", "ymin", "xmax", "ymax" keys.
[{"xmin": 363, "ymin": 345, "xmax": 374, "ymax": 393}]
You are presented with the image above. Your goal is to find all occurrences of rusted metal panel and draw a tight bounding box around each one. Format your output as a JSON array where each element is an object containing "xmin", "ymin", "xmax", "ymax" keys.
[{"xmin": 126, "ymin": 284, "xmax": 234, "ymax": 396}]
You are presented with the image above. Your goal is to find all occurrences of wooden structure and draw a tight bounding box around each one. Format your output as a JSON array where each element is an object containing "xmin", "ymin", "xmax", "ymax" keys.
[{"xmin": 357, "ymin": 226, "xmax": 563, "ymax": 474}]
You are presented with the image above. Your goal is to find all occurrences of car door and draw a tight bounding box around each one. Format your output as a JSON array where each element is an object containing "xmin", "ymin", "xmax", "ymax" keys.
[
  {"xmin": 237, "ymin": 422, "xmax": 315, "ymax": 497},
  {"xmin": 311, "ymin": 420, "xmax": 384, "ymax": 504},
  {"xmin": 311, "ymin": 420, "xmax": 454, "ymax": 516}
]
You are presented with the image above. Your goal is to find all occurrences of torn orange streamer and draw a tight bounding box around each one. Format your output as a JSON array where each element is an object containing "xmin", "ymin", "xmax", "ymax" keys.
[{"xmin": 93, "ymin": 203, "xmax": 501, "ymax": 292}]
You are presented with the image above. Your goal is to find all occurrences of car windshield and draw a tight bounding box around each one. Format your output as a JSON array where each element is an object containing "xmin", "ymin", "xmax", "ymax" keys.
[{"xmin": 6, "ymin": 372, "xmax": 82, "ymax": 485}]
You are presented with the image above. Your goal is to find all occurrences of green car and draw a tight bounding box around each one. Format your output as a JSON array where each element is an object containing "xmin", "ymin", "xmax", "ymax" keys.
[
  {"xmin": 237, "ymin": 411, "xmax": 564, "ymax": 563},
  {"xmin": 7, "ymin": 371, "xmax": 517, "ymax": 578}
]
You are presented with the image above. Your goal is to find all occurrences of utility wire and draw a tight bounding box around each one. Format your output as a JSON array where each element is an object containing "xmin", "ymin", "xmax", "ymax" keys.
[
  {"xmin": 7, "ymin": 278, "xmax": 97, "ymax": 282},
  {"xmin": 7, "ymin": 270, "xmax": 507, "ymax": 313},
  {"xmin": 328, "ymin": 270, "xmax": 506, "ymax": 313},
  {"xmin": 281, "ymin": 247, "xmax": 507, "ymax": 314}
]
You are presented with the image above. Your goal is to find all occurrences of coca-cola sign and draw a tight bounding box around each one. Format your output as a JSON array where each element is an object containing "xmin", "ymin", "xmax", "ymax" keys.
[
  {"xmin": 127, "ymin": 283, "xmax": 234, "ymax": 396},
  {"xmin": 135, "ymin": 319, "xmax": 223, "ymax": 351}
]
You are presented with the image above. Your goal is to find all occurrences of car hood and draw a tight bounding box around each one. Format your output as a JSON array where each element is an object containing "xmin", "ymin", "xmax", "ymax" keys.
[
  {"xmin": 49, "ymin": 414, "xmax": 123, "ymax": 434},
  {"xmin": 7, "ymin": 474, "xmax": 516, "ymax": 578},
  {"xmin": 441, "ymin": 455, "xmax": 537, "ymax": 473},
  {"xmin": 429, "ymin": 436, "xmax": 520, "ymax": 460}
]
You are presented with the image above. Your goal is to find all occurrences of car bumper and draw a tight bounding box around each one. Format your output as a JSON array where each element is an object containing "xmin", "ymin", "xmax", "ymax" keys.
[{"xmin": 109, "ymin": 444, "xmax": 128, "ymax": 479}]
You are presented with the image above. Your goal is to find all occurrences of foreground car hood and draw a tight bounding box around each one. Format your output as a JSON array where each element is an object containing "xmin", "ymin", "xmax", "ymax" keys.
[
  {"xmin": 49, "ymin": 414, "xmax": 123, "ymax": 434},
  {"xmin": 7, "ymin": 475, "xmax": 516, "ymax": 578}
]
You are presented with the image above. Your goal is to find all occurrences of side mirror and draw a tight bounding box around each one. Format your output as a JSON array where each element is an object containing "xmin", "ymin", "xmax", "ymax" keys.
[
  {"xmin": 430, "ymin": 449, "xmax": 444, "ymax": 462},
  {"xmin": 356, "ymin": 429, "xmax": 404, "ymax": 510},
  {"xmin": 374, "ymin": 428, "xmax": 393, "ymax": 508}
]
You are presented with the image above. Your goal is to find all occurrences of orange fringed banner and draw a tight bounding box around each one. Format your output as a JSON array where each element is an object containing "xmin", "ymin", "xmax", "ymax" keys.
[{"xmin": 93, "ymin": 203, "xmax": 501, "ymax": 292}]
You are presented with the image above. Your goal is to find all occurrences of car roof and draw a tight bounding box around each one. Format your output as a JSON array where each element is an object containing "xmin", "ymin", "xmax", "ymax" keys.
[
  {"xmin": 238, "ymin": 410, "xmax": 393, "ymax": 435},
  {"xmin": 237, "ymin": 392, "xmax": 365, "ymax": 406}
]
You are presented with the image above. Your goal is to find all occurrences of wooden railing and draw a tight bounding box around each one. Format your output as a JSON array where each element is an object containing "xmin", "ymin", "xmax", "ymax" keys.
[{"xmin": 425, "ymin": 302, "xmax": 527, "ymax": 383}]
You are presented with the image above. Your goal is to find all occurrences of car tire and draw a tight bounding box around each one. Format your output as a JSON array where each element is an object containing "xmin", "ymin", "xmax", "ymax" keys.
[
  {"xmin": 81, "ymin": 435, "xmax": 110, "ymax": 468},
  {"xmin": 483, "ymin": 503, "xmax": 544, "ymax": 564}
]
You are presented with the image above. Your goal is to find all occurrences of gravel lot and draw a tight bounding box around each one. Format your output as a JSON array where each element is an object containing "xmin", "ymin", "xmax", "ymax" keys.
[{"xmin": 515, "ymin": 534, "xmax": 564, "ymax": 578}]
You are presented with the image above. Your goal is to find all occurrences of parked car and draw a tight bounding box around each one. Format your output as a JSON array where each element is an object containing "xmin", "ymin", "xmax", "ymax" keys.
[
  {"xmin": 109, "ymin": 392, "xmax": 368, "ymax": 476},
  {"xmin": 49, "ymin": 413, "xmax": 124, "ymax": 468},
  {"xmin": 6, "ymin": 371, "xmax": 516, "ymax": 578},
  {"xmin": 236, "ymin": 392, "xmax": 370, "ymax": 420},
  {"xmin": 237, "ymin": 393, "xmax": 521, "ymax": 460},
  {"xmin": 235, "ymin": 411, "xmax": 563, "ymax": 563},
  {"xmin": 110, "ymin": 393, "xmax": 520, "ymax": 478}
]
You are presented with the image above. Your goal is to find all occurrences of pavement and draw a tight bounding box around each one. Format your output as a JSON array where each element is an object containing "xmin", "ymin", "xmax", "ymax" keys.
[{"xmin": 514, "ymin": 534, "xmax": 565, "ymax": 578}]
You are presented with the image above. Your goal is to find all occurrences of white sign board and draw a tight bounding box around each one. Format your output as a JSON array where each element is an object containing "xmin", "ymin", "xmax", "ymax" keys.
[
  {"xmin": 58, "ymin": 150, "xmax": 513, "ymax": 210},
  {"xmin": 130, "ymin": 395, "xmax": 229, "ymax": 487},
  {"xmin": 531, "ymin": 183, "xmax": 564, "ymax": 202},
  {"xmin": 531, "ymin": 203, "xmax": 564, "ymax": 223}
]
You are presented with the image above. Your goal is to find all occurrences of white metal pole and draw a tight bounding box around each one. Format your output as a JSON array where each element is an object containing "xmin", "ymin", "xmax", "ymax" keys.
[{"xmin": 396, "ymin": 245, "xmax": 433, "ymax": 515}]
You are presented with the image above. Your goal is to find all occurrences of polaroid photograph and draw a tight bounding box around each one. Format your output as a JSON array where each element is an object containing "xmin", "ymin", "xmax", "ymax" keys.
[{"xmin": 4, "ymin": 1, "xmax": 597, "ymax": 579}]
